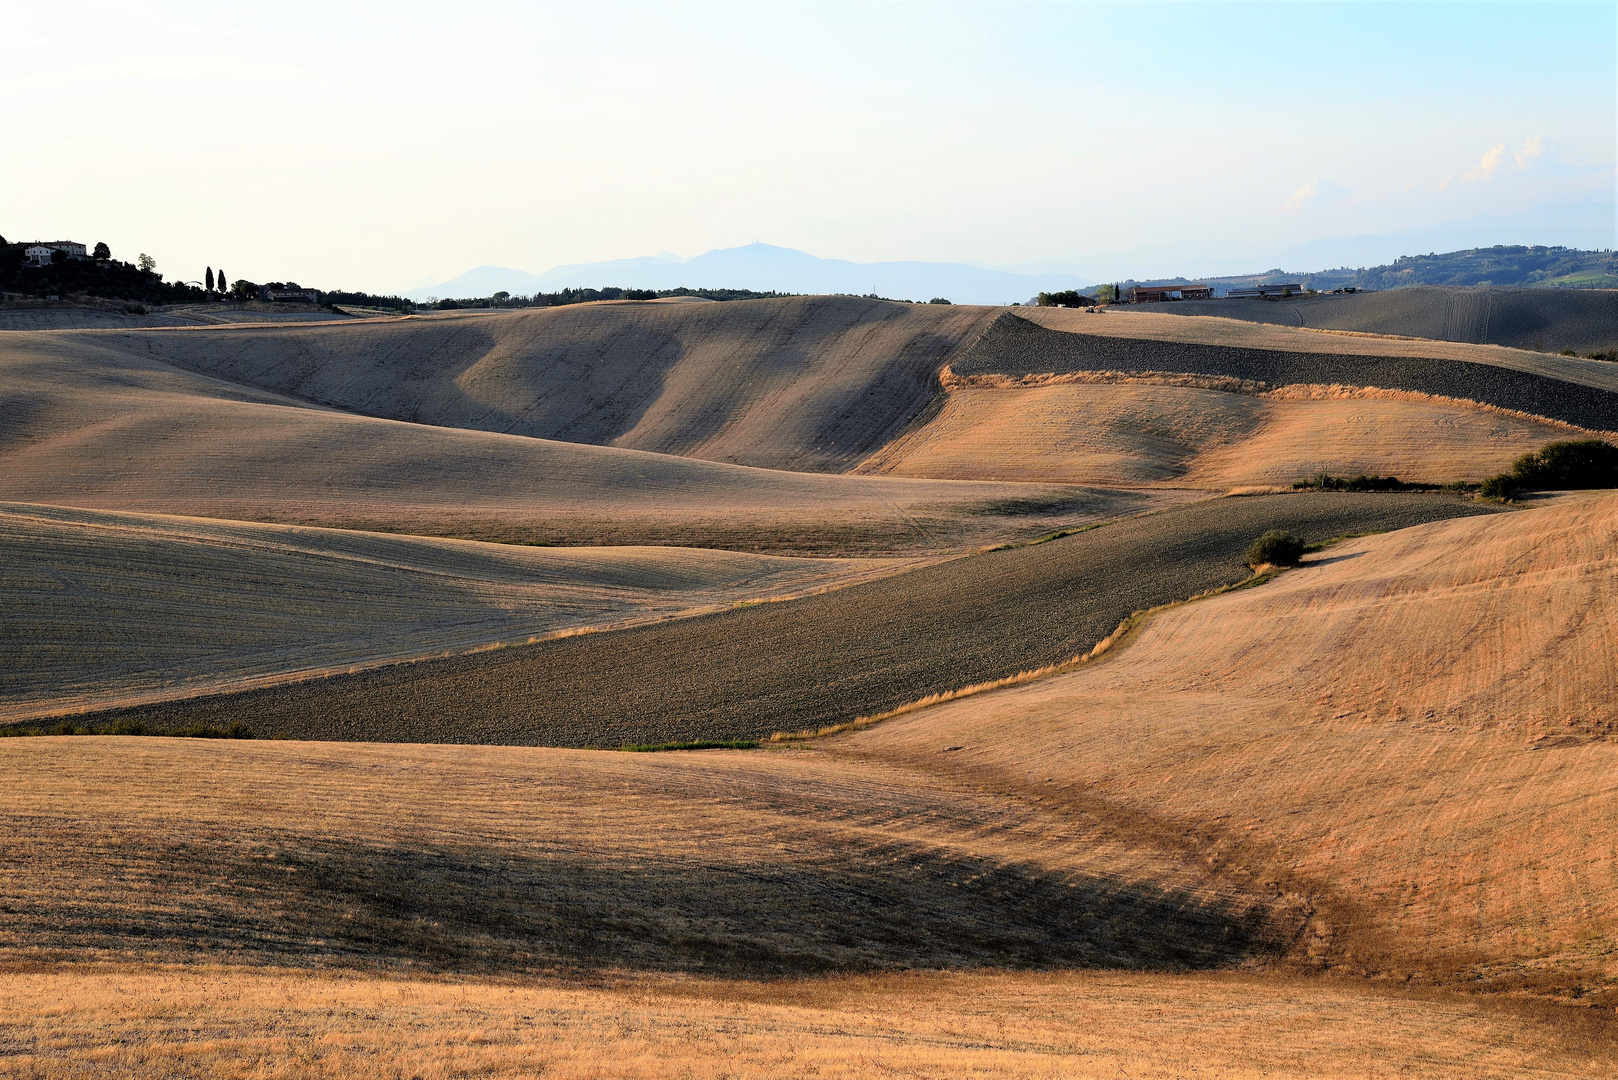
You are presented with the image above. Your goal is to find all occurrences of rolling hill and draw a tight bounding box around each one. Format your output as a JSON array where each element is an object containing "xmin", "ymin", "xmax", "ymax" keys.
[
  {"xmin": 66, "ymin": 494, "xmax": 1504, "ymax": 746},
  {"xmin": 3, "ymin": 492, "xmax": 1612, "ymax": 1076},
  {"xmin": 0, "ymin": 320, "xmax": 1152, "ymax": 555},
  {"xmin": 1145, "ymin": 286, "xmax": 1618, "ymax": 354}
]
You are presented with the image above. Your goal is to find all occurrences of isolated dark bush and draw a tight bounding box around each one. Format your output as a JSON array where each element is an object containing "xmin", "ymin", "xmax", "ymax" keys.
[
  {"xmin": 1478, "ymin": 439, "xmax": 1617, "ymax": 501},
  {"xmin": 1246, "ymin": 530, "xmax": 1304, "ymax": 568},
  {"xmin": 1511, "ymin": 439, "xmax": 1618, "ymax": 489}
]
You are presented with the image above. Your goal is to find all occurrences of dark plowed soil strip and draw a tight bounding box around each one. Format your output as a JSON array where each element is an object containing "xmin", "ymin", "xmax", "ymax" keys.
[
  {"xmin": 1147, "ymin": 286, "xmax": 1618, "ymax": 354},
  {"xmin": 955, "ymin": 313, "xmax": 1618, "ymax": 431},
  {"xmin": 69, "ymin": 494, "xmax": 1506, "ymax": 747}
]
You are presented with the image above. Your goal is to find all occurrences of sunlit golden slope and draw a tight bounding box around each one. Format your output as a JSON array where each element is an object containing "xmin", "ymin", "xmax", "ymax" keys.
[
  {"xmin": 858, "ymin": 378, "xmax": 1600, "ymax": 486},
  {"xmin": 838, "ymin": 492, "xmax": 1618, "ymax": 997}
]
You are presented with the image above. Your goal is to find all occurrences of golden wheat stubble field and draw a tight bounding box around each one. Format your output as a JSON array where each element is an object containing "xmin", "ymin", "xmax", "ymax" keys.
[
  {"xmin": 2, "ymin": 494, "xmax": 1614, "ymax": 1077},
  {"xmin": 858, "ymin": 375, "xmax": 1608, "ymax": 487}
]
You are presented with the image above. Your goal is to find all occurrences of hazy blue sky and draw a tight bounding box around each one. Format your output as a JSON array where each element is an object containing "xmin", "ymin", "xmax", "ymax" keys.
[{"xmin": 4, "ymin": 1, "xmax": 1613, "ymax": 291}]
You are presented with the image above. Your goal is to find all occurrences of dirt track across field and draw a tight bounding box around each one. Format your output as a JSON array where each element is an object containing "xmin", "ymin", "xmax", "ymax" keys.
[
  {"xmin": 955, "ymin": 313, "xmax": 1618, "ymax": 431},
  {"xmin": 73, "ymin": 493, "xmax": 1505, "ymax": 746}
]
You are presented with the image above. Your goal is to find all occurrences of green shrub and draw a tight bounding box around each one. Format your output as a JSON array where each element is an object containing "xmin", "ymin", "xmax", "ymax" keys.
[
  {"xmin": 1246, "ymin": 530, "xmax": 1304, "ymax": 568},
  {"xmin": 1508, "ymin": 439, "xmax": 1618, "ymax": 490},
  {"xmin": 1479, "ymin": 474, "xmax": 1516, "ymax": 500}
]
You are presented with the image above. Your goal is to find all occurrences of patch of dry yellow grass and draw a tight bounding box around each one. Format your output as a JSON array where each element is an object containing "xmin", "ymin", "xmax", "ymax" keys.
[
  {"xmin": 834, "ymin": 492, "xmax": 1618, "ymax": 999},
  {"xmin": 859, "ymin": 377, "xmax": 1602, "ymax": 487},
  {"xmin": 2, "ymin": 967, "xmax": 1604, "ymax": 1079}
]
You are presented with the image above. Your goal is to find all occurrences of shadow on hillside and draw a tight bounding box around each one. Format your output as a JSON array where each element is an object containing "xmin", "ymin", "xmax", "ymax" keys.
[{"xmin": 6, "ymin": 828, "xmax": 1285, "ymax": 977}]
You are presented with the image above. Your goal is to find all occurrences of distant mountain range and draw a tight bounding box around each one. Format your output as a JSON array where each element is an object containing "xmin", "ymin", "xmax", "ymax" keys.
[
  {"xmin": 404, "ymin": 244, "xmax": 1094, "ymax": 306},
  {"xmin": 404, "ymin": 241, "xmax": 1616, "ymax": 307}
]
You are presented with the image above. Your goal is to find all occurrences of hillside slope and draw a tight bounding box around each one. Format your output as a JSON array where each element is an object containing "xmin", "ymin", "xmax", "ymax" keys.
[
  {"xmin": 956, "ymin": 312, "xmax": 1618, "ymax": 431},
  {"xmin": 0, "ymin": 503, "xmax": 915, "ymax": 722},
  {"xmin": 841, "ymin": 491, "xmax": 1618, "ymax": 999},
  {"xmin": 858, "ymin": 379, "xmax": 1603, "ymax": 486},
  {"xmin": 1145, "ymin": 286, "xmax": 1618, "ymax": 353},
  {"xmin": 73, "ymin": 494, "xmax": 1503, "ymax": 745},
  {"xmin": 0, "ymin": 329, "xmax": 1152, "ymax": 554},
  {"xmin": 97, "ymin": 296, "xmax": 999, "ymax": 472}
]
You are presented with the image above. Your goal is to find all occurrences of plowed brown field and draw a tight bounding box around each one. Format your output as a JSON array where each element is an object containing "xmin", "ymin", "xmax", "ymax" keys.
[{"xmin": 0, "ymin": 503, "xmax": 921, "ymax": 722}]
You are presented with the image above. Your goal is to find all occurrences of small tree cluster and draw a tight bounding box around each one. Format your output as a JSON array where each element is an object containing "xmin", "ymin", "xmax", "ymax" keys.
[
  {"xmin": 1246, "ymin": 530, "xmax": 1304, "ymax": 568},
  {"xmin": 1036, "ymin": 290, "xmax": 1096, "ymax": 308},
  {"xmin": 1480, "ymin": 439, "xmax": 1618, "ymax": 500},
  {"xmin": 1293, "ymin": 472, "xmax": 1431, "ymax": 492}
]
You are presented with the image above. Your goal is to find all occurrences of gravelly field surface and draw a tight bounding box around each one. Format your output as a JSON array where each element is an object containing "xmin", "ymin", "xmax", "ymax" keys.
[
  {"xmin": 957, "ymin": 313, "xmax": 1618, "ymax": 430},
  {"xmin": 75, "ymin": 494, "xmax": 1506, "ymax": 746}
]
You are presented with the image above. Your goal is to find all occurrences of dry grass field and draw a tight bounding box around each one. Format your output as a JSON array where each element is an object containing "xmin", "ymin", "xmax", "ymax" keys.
[
  {"xmin": 1, "ymin": 495, "xmax": 1613, "ymax": 1076},
  {"xmin": 0, "ymin": 502, "xmax": 920, "ymax": 722},
  {"xmin": 97, "ymin": 296, "xmax": 1000, "ymax": 472},
  {"xmin": 3, "ymin": 967, "xmax": 1603, "ymax": 1079},
  {"xmin": 859, "ymin": 378, "xmax": 1602, "ymax": 486},
  {"xmin": 3, "ymin": 291, "xmax": 1615, "ymax": 1076},
  {"xmin": 0, "ymin": 325, "xmax": 1159, "ymax": 554},
  {"xmin": 837, "ymin": 491, "xmax": 1618, "ymax": 999}
]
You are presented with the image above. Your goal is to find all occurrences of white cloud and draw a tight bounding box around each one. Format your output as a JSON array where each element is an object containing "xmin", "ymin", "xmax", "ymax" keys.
[
  {"xmin": 1464, "ymin": 143, "xmax": 1507, "ymax": 182},
  {"xmin": 1514, "ymin": 134, "xmax": 1544, "ymax": 169}
]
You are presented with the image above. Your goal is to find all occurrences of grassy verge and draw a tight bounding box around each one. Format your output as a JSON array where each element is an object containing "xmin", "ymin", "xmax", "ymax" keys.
[
  {"xmin": 770, "ymin": 569, "xmax": 1282, "ymax": 744},
  {"xmin": 0, "ymin": 719, "xmax": 254, "ymax": 739},
  {"xmin": 616, "ymin": 740, "xmax": 759, "ymax": 753}
]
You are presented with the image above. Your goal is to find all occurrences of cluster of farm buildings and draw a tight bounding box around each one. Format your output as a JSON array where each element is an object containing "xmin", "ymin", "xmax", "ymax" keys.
[{"xmin": 18, "ymin": 239, "xmax": 318, "ymax": 303}]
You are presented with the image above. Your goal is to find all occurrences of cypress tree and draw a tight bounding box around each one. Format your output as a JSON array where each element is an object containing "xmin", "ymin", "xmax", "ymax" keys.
[{"xmin": 206, "ymin": 267, "xmax": 214, "ymax": 291}]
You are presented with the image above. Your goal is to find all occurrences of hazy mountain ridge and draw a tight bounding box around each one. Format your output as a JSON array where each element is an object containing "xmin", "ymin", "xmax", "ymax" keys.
[
  {"xmin": 410, "ymin": 243, "xmax": 1615, "ymax": 308},
  {"xmin": 406, "ymin": 244, "xmax": 1094, "ymax": 305}
]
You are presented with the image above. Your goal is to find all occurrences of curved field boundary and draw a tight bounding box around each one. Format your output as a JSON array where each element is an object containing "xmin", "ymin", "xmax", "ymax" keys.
[
  {"xmin": 955, "ymin": 312, "xmax": 1618, "ymax": 431},
  {"xmin": 66, "ymin": 494, "xmax": 1506, "ymax": 747},
  {"xmin": 1141, "ymin": 286, "xmax": 1618, "ymax": 353}
]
